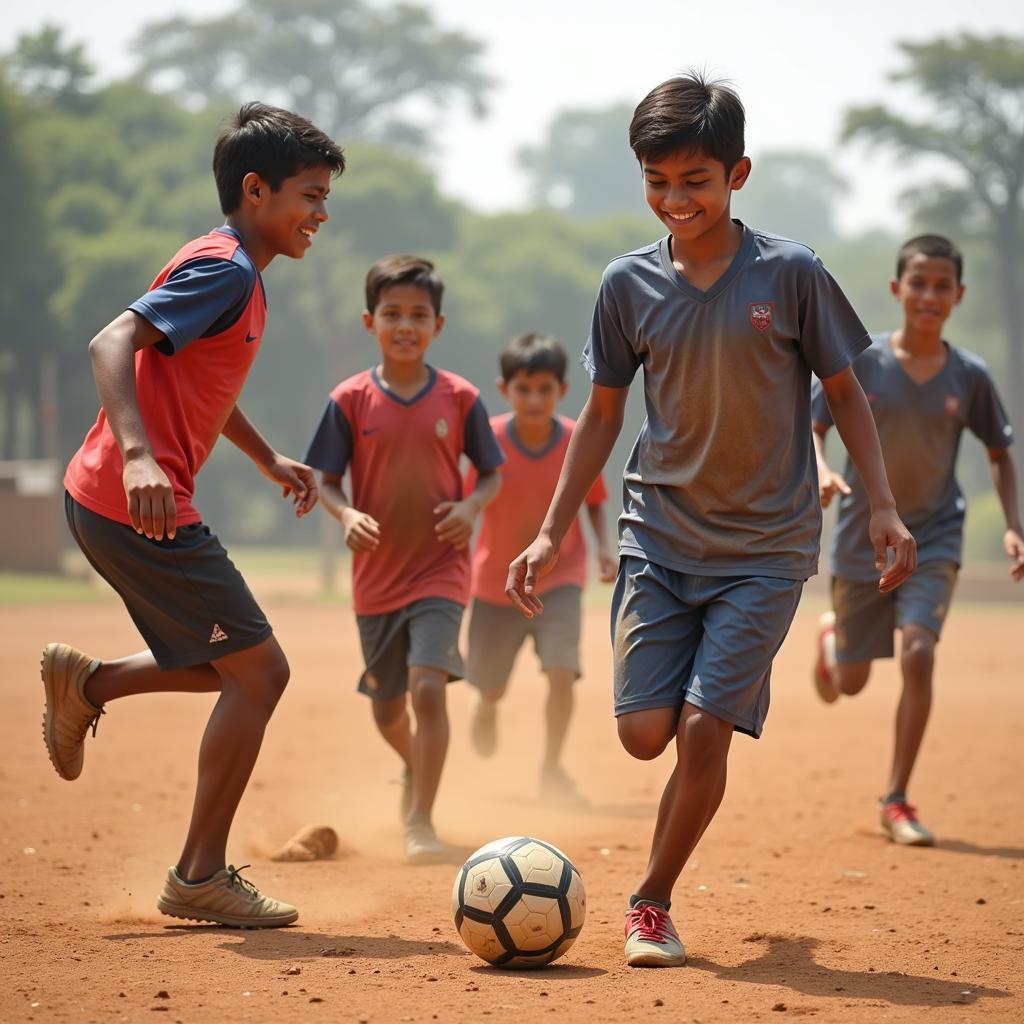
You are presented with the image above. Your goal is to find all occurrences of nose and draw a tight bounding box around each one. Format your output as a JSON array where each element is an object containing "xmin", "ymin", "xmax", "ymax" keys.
[{"xmin": 314, "ymin": 200, "xmax": 328, "ymax": 223}]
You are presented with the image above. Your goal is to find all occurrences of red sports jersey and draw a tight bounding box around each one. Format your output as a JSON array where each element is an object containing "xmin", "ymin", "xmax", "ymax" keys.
[
  {"xmin": 470, "ymin": 413, "xmax": 608, "ymax": 604},
  {"xmin": 305, "ymin": 368, "xmax": 503, "ymax": 616},
  {"xmin": 65, "ymin": 229, "xmax": 265, "ymax": 526}
]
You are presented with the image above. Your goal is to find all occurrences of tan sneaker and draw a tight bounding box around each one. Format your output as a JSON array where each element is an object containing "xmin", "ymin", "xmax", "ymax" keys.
[
  {"xmin": 405, "ymin": 822, "xmax": 447, "ymax": 864},
  {"xmin": 470, "ymin": 695, "xmax": 498, "ymax": 758},
  {"xmin": 813, "ymin": 611, "xmax": 839, "ymax": 703},
  {"xmin": 41, "ymin": 643, "xmax": 103, "ymax": 781},
  {"xmin": 157, "ymin": 864, "xmax": 298, "ymax": 927},
  {"xmin": 624, "ymin": 901, "xmax": 686, "ymax": 967}
]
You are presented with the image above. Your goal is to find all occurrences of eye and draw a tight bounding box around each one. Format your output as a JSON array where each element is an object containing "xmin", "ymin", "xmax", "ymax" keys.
[
  {"xmin": 687, "ymin": 180, "xmax": 710, "ymax": 188},
  {"xmin": 645, "ymin": 179, "xmax": 667, "ymax": 189}
]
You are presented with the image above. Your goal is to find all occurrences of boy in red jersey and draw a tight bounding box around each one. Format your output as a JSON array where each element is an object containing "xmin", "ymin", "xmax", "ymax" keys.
[
  {"xmin": 304, "ymin": 254, "xmax": 503, "ymax": 863},
  {"xmin": 44, "ymin": 103, "xmax": 344, "ymax": 928},
  {"xmin": 466, "ymin": 333, "xmax": 617, "ymax": 804}
]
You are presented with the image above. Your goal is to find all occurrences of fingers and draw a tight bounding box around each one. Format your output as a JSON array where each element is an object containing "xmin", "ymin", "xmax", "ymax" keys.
[
  {"xmin": 151, "ymin": 493, "xmax": 165, "ymax": 542},
  {"xmin": 163, "ymin": 490, "xmax": 177, "ymax": 540},
  {"xmin": 128, "ymin": 492, "xmax": 143, "ymax": 535},
  {"xmin": 878, "ymin": 532, "xmax": 917, "ymax": 593},
  {"xmin": 836, "ymin": 476, "xmax": 852, "ymax": 496},
  {"xmin": 505, "ymin": 558, "xmax": 544, "ymax": 618},
  {"xmin": 819, "ymin": 488, "xmax": 833, "ymax": 509}
]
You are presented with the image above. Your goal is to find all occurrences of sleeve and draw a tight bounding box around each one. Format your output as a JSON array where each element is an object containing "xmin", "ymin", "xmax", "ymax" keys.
[
  {"xmin": 584, "ymin": 471, "xmax": 608, "ymax": 507},
  {"xmin": 130, "ymin": 257, "xmax": 252, "ymax": 355},
  {"xmin": 810, "ymin": 376, "xmax": 834, "ymax": 427},
  {"xmin": 967, "ymin": 365, "xmax": 1015, "ymax": 449},
  {"xmin": 797, "ymin": 257, "xmax": 871, "ymax": 380},
  {"xmin": 463, "ymin": 397, "xmax": 505, "ymax": 472},
  {"xmin": 302, "ymin": 398, "xmax": 354, "ymax": 476},
  {"xmin": 581, "ymin": 275, "xmax": 641, "ymax": 387}
]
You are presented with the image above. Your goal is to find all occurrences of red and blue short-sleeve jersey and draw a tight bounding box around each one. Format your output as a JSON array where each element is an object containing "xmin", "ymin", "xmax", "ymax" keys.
[
  {"xmin": 304, "ymin": 366, "xmax": 504, "ymax": 616},
  {"xmin": 65, "ymin": 227, "xmax": 266, "ymax": 526}
]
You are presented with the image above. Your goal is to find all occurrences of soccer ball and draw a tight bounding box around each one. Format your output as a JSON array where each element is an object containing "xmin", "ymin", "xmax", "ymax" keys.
[{"xmin": 451, "ymin": 836, "xmax": 586, "ymax": 969}]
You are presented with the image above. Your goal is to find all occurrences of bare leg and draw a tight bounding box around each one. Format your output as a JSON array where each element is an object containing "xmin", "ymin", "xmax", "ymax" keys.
[
  {"xmin": 175, "ymin": 636, "xmax": 290, "ymax": 880},
  {"xmin": 406, "ymin": 666, "xmax": 449, "ymax": 825},
  {"xmin": 835, "ymin": 660, "xmax": 872, "ymax": 696},
  {"xmin": 85, "ymin": 651, "xmax": 220, "ymax": 705},
  {"xmin": 371, "ymin": 695, "xmax": 413, "ymax": 768},
  {"xmin": 886, "ymin": 624, "xmax": 936, "ymax": 797},
  {"xmin": 541, "ymin": 668, "xmax": 576, "ymax": 773}
]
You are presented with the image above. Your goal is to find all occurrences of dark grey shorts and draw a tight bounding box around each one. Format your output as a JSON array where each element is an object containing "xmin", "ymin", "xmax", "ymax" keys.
[
  {"xmin": 610, "ymin": 557, "xmax": 804, "ymax": 739},
  {"xmin": 832, "ymin": 560, "xmax": 958, "ymax": 663},
  {"xmin": 65, "ymin": 493, "xmax": 273, "ymax": 670},
  {"xmin": 467, "ymin": 585, "xmax": 583, "ymax": 693},
  {"xmin": 355, "ymin": 597, "xmax": 465, "ymax": 701}
]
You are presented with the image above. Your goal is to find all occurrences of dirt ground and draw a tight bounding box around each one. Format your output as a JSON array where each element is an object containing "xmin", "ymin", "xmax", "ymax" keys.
[{"xmin": 2, "ymin": 592, "xmax": 1022, "ymax": 1024}]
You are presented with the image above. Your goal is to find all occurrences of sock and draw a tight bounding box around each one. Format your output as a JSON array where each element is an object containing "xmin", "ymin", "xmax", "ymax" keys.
[
  {"xmin": 179, "ymin": 871, "xmax": 217, "ymax": 886},
  {"xmin": 882, "ymin": 791, "xmax": 907, "ymax": 806},
  {"xmin": 629, "ymin": 893, "xmax": 670, "ymax": 912}
]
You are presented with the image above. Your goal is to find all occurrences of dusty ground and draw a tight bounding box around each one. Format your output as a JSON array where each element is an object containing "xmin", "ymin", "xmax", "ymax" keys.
[{"xmin": 2, "ymin": 590, "xmax": 1022, "ymax": 1023}]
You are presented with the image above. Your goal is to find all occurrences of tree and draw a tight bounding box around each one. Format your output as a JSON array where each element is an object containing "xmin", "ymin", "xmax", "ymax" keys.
[
  {"xmin": 843, "ymin": 33, "xmax": 1024, "ymax": 422},
  {"xmin": 131, "ymin": 0, "xmax": 492, "ymax": 149},
  {"xmin": 2, "ymin": 24, "xmax": 93, "ymax": 108}
]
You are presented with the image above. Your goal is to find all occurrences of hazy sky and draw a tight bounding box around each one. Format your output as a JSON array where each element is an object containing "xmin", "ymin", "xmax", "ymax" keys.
[{"xmin": 3, "ymin": 0, "xmax": 1022, "ymax": 234}]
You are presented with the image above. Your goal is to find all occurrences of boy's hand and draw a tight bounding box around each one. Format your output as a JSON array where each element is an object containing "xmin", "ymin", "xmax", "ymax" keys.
[
  {"xmin": 434, "ymin": 499, "xmax": 477, "ymax": 549},
  {"xmin": 869, "ymin": 506, "xmax": 917, "ymax": 593},
  {"xmin": 341, "ymin": 507, "xmax": 381, "ymax": 553},
  {"xmin": 1004, "ymin": 528, "xmax": 1024, "ymax": 582},
  {"xmin": 506, "ymin": 535, "xmax": 560, "ymax": 618},
  {"xmin": 818, "ymin": 467, "xmax": 851, "ymax": 509},
  {"xmin": 123, "ymin": 451, "xmax": 176, "ymax": 541},
  {"xmin": 597, "ymin": 548, "xmax": 618, "ymax": 583},
  {"xmin": 261, "ymin": 454, "xmax": 319, "ymax": 517}
]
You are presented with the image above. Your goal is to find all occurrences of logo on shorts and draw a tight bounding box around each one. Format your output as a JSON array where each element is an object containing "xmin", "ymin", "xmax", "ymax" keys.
[
  {"xmin": 435, "ymin": 418, "xmax": 449, "ymax": 438},
  {"xmin": 209, "ymin": 623, "xmax": 229, "ymax": 644},
  {"xmin": 944, "ymin": 395, "xmax": 960, "ymax": 417},
  {"xmin": 749, "ymin": 302, "xmax": 774, "ymax": 333}
]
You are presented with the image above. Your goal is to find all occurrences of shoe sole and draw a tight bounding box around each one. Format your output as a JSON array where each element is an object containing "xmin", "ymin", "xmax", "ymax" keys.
[
  {"xmin": 625, "ymin": 949, "xmax": 687, "ymax": 967},
  {"xmin": 813, "ymin": 614, "xmax": 839, "ymax": 704},
  {"xmin": 877, "ymin": 824, "xmax": 935, "ymax": 847},
  {"xmin": 156, "ymin": 899, "xmax": 298, "ymax": 928},
  {"xmin": 406, "ymin": 846, "xmax": 448, "ymax": 865},
  {"xmin": 40, "ymin": 643, "xmax": 77, "ymax": 782}
]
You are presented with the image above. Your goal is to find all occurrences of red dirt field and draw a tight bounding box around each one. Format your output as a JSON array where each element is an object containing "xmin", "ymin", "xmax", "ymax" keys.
[{"xmin": 2, "ymin": 595, "xmax": 1022, "ymax": 1023}]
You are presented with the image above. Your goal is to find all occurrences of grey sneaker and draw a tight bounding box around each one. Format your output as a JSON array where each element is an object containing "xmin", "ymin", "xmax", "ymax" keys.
[
  {"xmin": 470, "ymin": 695, "xmax": 498, "ymax": 758},
  {"xmin": 41, "ymin": 643, "xmax": 103, "ymax": 781},
  {"xmin": 404, "ymin": 823, "xmax": 446, "ymax": 864},
  {"xmin": 157, "ymin": 864, "xmax": 298, "ymax": 927},
  {"xmin": 624, "ymin": 902, "xmax": 686, "ymax": 967},
  {"xmin": 879, "ymin": 799, "xmax": 935, "ymax": 846}
]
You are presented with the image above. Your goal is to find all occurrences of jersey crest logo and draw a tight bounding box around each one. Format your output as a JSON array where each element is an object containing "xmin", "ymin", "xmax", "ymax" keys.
[
  {"xmin": 435, "ymin": 418, "xmax": 449, "ymax": 438},
  {"xmin": 209, "ymin": 623, "xmax": 229, "ymax": 643},
  {"xmin": 749, "ymin": 302, "xmax": 774, "ymax": 333},
  {"xmin": 944, "ymin": 395, "xmax": 960, "ymax": 417}
]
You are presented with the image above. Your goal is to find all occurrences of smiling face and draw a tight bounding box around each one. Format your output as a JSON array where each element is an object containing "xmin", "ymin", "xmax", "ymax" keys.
[
  {"xmin": 499, "ymin": 370, "xmax": 568, "ymax": 426},
  {"xmin": 891, "ymin": 253, "xmax": 964, "ymax": 333},
  {"xmin": 641, "ymin": 149, "xmax": 750, "ymax": 246},
  {"xmin": 245, "ymin": 164, "xmax": 332, "ymax": 261},
  {"xmin": 363, "ymin": 284, "xmax": 444, "ymax": 366}
]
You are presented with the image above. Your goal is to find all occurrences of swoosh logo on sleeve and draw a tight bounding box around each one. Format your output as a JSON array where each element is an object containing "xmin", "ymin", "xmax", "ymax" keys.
[
  {"xmin": 361, "ymin": 426, "xmax": 383, "ymax": 436},
  {"xmin": 245, "ymin": 334, "xmax": 258, "ymax": 344}
]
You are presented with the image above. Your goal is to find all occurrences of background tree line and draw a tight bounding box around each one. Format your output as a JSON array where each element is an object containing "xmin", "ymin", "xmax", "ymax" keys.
[{"xmin": 1, "ymin": 2, "xmax": 1019, "ymax": 559}]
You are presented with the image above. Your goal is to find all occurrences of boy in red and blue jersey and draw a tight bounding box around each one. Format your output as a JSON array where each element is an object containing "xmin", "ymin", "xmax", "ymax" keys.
[
  {"xmin": 42, "ymin": 103, "xmax": 345, "ymax": 928},
  {"xmin": 304, "ymin": 254, "xmax": 503, "ymax": 863},
  {"xmin": 466, "ymin": 332, "xmax": 617, "ymax": 805}
]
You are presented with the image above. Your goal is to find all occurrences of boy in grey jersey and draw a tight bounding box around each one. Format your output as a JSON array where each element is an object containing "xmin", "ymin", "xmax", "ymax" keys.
[
  {"xmin": 812, "ymin": 234, "xmax": 1022, "ymax": 847},
  {"xmin": 506, "ymin": 73, "xmax": 916, "ymax": 969}
]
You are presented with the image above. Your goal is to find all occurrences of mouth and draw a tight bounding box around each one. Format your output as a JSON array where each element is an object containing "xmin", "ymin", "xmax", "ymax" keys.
[
  {"xmin": 663, "ymin": 209, "xmax": 701, "ymax": 224},
  {"xmin": 298, "ymin": 226, "xmax": 317, "ymax": 245}
]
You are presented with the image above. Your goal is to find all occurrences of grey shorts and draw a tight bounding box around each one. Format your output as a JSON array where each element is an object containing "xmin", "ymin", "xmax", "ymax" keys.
[
  {"xmin": 610, "ymin": 557, "xmax": 804, "ymax": 739},
  {"xmin": 832, "ymin": 560, "xmax": 958, "ymax": 663},
  {"xmin": 65, "ymin": 492, "xmax": 273, "ymax": 670},
  {"xmin": 467, "ymin": 585, "xmax": 583, "ymax": 693},
  {"xmin": 355, "ymin": 597, "xmax": 465, "ymax": 701}
]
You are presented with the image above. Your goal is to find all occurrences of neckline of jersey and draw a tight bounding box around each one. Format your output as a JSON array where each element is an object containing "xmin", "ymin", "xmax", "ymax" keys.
[
  {"xmin": 882, "ymin": 332, "xmax": 954, "ymax": 389},
  {"xmin": 214, "ymin": 225, "xmax": 267, "ymax": 307},
  {"xmin": 505, "ymin": 414, "xmax": 565, "ymax": 460},
  {"xmin": 657, "ymin": 221, "xmax": 756, "ymax": 303},
  {"xmin": 370, "ymin": 364, "xmax": 437, "ymax": 406}
]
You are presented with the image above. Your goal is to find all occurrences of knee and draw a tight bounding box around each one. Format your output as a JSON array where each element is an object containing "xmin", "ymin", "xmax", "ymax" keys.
[
  {"xmin": 617, "ymin": 718, "xmax": 672, "ymax": 761},
  {"xmin": 679, "ymin": 711, "xmax": 732, "ymax": 771},
  {"xmin": 247, "ymin": 648, "xmax": 290, "ymax": 711},
  {"xmin": 372, "ymin": 697, "xmax": 407, "ymax": 730},
  {"xmin": 409, "ymin": 673, "xmax": 447, "ymax": 718},
  {"xmin": 901, "ymin": 631, "xmax": 935, "ymax": 680}
]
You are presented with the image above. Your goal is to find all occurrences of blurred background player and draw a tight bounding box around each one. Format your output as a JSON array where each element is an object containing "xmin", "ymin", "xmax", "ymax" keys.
[
  {"xmin": 812, "ymin": 234, "xmax": 1021, "ymax": 846},
  {"xmin": 507, "ymin": 73, "xmax": 916, "ymax": 969},
  {"xmin": 42, "ymin": 102, "xmax": 345, "ymax": 927},
  {"xmin": 465, "ymin": 332, "xmax": 617, "ymax": 806},
  {"xmin": 304, "ymin": 254, "xmax": 503, "ymax": 863}
]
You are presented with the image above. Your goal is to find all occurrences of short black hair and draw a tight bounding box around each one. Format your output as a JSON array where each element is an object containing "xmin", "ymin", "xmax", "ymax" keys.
[
  {"xmin": 365, "ymin": 254, "xmax": 444, "ymax": 314},
  {"xmin": 629, "ymin": 71, "xmax": 745, "ymax": 172},
  {"xmin": 896, "ymin": 234, "xmax": 963, "ymax": 283},
  {"xmin": 499, "ymin": 332, "xmax": 568, "ymax": 383},
  {"xmin": 213, "ymin": 102, "xmax": 345, "ymax": 215}
]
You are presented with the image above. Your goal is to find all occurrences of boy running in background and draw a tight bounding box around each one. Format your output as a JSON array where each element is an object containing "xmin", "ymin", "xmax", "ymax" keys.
[
  {"xmin": 466, "ymin": 332, "xmax": 618, "ymax": 806},
  {"xmin": 507, "ymin": 73, "xmax": 916, "ymax": 968},
  {"xmin": 812, "ymin": 234, "xmax": 1021, "ymax": 846},
  {"xmin": 304, "ymin": 255, "xmax": 503, "ymax": 863},
  {"xmin": 44, "ymin": 103, "xmax": 345, "ymax": 926}
]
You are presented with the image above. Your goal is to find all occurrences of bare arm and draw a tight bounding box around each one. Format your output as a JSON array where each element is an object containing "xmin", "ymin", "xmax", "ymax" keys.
[
  {"xmin": 812, "ymin": 421, "xmax": 852, "ymax": 509},
  {"xmin": 221, "ymin": 405, "xmax": 318, "ymax": 517},
  {"xmin": 821, "ymin": 367, "xmax": 916, "ymax": 592},
  {"xmin": 987, "ymin": 447, "xmax": 1024, "ymax": 582},
  {"xmin": 88, "ymin": 310, "xmax": 176, "ymax": 540},
  {"xmin": 507, "ymin": 383, "xmax": 628, "ymax": 616},
  {"xmin": 435, "ymin": 469, "xmax": 501, "ymax": 549},
  {"xmin": 319, "ymin": 472, "xmax": 380, "ymax": 553},
  {"xmin": 584, "ymin": 501, "xmax": 618, "ymax": 582}
]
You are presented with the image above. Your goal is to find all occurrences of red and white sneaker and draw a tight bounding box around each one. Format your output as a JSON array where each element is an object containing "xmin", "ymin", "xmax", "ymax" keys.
[
  {"xmin": 813, "ymin": 611, "xmax": 839, "ymax": 703},
  {"xmin": 624, "ymin": 901, "xmax": 686, "ymax": 967},
  {"xmin": 879, "ymin": 799, "xmax": 935, "ymax": 846}
]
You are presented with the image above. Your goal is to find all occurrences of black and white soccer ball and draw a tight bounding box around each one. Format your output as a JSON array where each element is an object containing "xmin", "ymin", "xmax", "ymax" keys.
[{"xmin": 451, "ymin": 836, "xmax": 586, "ymax": 969}]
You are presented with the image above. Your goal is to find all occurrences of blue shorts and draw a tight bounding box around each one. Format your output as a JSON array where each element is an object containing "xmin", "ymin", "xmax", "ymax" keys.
[{"xmin": 610, "ymin": 557, "xmax": 804, "ymax": 739}]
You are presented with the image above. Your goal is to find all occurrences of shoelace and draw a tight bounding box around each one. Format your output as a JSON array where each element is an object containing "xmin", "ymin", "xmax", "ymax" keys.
[
  {"xmin": 226, "ymin": 864, "xmax": 262, "ymax": 899},
  {"xmin": 626, "ymin": 904, "xmax": 671, "ymax": 944},
  {"xmin": 887, "ymin": 801, "xmax": 919, "ymax": 823},
  {"xmin": 79, "ymin": 706, "xmax": 105, "ymax": 740}
]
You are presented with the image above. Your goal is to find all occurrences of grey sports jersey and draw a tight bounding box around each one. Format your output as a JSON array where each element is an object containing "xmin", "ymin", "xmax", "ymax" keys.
[
  {"xmin": 584, "ymin": 225, "xmax": 870, "ymax": 580},
  {"xmin": 812, "ymin": 332, "xmax": 1014, "ymax": 581}
]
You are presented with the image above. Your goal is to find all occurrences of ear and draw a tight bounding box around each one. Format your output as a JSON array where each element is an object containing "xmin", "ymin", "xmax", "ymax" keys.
[
  {"xmin": 496, "ymin": 377, "xmax": 509, "ymax": 400},
  {"xmin": 361, "ymin": 310, "xmax": 375, "ymax": 334},
  {"xmin": 433, "ymin": 312, "xmax": 445, "ymax": 336},
  {"xmin": 241, "ymin": 171, "xmax": 266, "ymax": 206},
  {"xmin": 954, "ymin": 283, "xmax": 965, "ymax": 306},
  {"xmin": 730, "ymin": 157, "xmax": 752, "ymax": 192},
  {"xmin": 559, "ymin": 380, "xmax": 569, "ymax": 399},
  {"xmin": 889, "ymin": 278, "xmax": 901, "ymax": 300}
]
